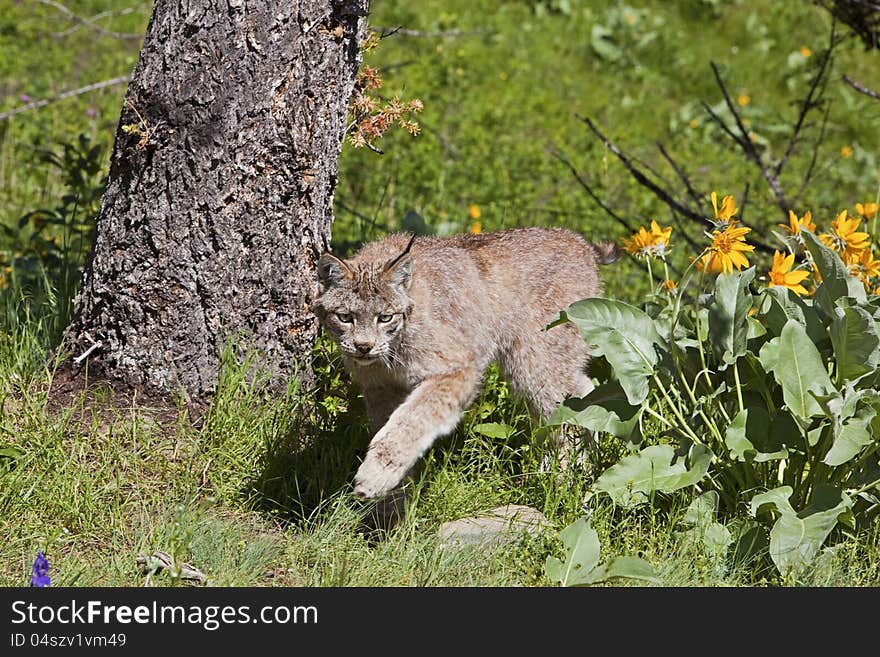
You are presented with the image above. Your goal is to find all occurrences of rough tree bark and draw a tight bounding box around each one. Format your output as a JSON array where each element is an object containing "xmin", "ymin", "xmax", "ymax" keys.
[{"xmin": 62, "ymin": 0, "xmax": 369, "ymax": 401}]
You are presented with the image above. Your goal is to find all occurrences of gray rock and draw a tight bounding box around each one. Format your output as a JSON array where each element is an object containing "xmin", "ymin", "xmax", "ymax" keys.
[{"xmin": 438, "ymin": 504, "xmax": 552, "ymax": 547}]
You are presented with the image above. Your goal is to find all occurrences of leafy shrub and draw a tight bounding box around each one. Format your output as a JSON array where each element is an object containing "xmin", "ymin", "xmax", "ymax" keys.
[{"xmin": 550, "ymin": 194, "xmax": 880, "ymax": 578}]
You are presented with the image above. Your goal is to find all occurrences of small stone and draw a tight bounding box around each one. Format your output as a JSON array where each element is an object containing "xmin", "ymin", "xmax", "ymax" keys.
[{"xmin": 438, "ymin": 505, "xmax": 552, "ymax": 548}]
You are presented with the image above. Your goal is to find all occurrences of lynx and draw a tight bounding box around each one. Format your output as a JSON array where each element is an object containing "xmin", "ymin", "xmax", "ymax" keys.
[{"xmin": 313, "ymin": 226, "xmax": 619, "ymax": 500}]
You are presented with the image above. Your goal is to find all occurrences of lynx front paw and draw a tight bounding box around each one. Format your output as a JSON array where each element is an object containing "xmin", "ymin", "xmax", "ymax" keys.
[{"xmin": 353, "ymin": 449, "xmax": 407, "ymax": 499}]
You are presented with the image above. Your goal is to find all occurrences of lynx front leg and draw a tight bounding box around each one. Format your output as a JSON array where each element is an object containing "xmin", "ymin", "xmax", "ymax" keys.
[{"xmin": 353, "ymin": 367, "xmax": 481, "ymax": 499}]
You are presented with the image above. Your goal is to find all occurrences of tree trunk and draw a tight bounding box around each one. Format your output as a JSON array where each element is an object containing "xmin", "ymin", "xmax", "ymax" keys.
[{"xmin": 62, "ymin": 0, "xmax": 369, "ymax": 401}]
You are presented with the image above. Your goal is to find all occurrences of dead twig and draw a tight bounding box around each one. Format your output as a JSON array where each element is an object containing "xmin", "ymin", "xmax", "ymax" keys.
[
  {"xmin": 578, "ymin": 115, "xmax": 711, "ymax": 227},
  {"xmin": 0, "ymin": 75, "xmax": 131, "ymax": 121},
  {"xmin": 550, "ymin": 148, "xmax": 638, "ymax": 236},
  {"xmin": 843, "ymin": 73, "xmax": 880, "ymax": 99},
  {"xmin": 53, "ymin": 5, "xmax": 143, "ymax": 38},
  {"xmin": 34, "ymin": 0, "xmax": 143, "ymax": 40},
  {"xmin": 376, "ymin": 26, "xmax": 492, "ymax": 38},
  {"xmin": 707, "ymin": 61, "xmax": 791, "ymax": 218}
]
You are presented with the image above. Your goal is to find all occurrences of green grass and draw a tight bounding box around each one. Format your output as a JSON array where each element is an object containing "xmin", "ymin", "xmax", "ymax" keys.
[
  {"xmin": 2, "ymin": 1, "xmax": 880, "ymax": 587},
  {"xmin": 2, "ymin": 334, "xmax": 879, "ymax": 587}
]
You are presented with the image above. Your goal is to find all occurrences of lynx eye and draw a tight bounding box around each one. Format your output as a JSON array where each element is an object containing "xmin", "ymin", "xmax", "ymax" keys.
[
  {"xmin": 335, "ymin": 312, "xmax": 354, "ymax": 324},
  {"xmin": 377, "ymin": 313, "xmax": 395, "ymax": 324}
]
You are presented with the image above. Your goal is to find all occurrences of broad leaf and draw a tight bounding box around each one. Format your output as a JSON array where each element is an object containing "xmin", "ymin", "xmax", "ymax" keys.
[
  {"xmin": 545, "ymin": 517, "xmax": 658, "ymax": 586},
  {"xmin": 544, "ymin": 517, "xmax": 601, "ymax": 586},
  {"xmin": 547, "ymin": 381, "xmax": 642, "ymax": 442},
  {"xmin": 750, "ymin": 485, "xmax": 852, "ymax": 577},
  {"xmin": 471, "ymin": 422, "xmax": 516, "ymax": 440},
  {"xmin": 830, "ymin": 305, "xmax": 879, "ymax": 383},
  {"xmin": 600, "ymin": 556, "xmax": 660, "ymax": 584},
  {"xmin": 824, "ymin": 405, "xmax": 875, "ymax": 466},
  {"xmin": 758, "ymin": 320, "xmax": 834, "ymax": 421},
  {"xmin": 592, "ymin": 443, "xmax": 712, "ymax": 508},
  {"xmin": 802, "ymin": 230, "xmax": 866, "ymax": 315},
  {"xmin": 551, "ymin": 298, "xmax": 662, "ymax": 405},
  {"xmin": 724, "ymin": 407, "xmax": 788, "ymax": 462},
  {"xmin": 674, "ymin": 492, "xmax": 732, "ymax": 566},
  {"xmin": 708, "ymin": 267, "xmax": 755, "ymax": 365},
  {"xmin": 760, "ymin": 286, "xmax": 825, "ymax": 344}
]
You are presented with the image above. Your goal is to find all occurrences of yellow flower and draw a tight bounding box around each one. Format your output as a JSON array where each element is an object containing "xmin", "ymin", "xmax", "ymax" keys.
[
  {"xmin": 769, "ymin": 250, "xmax": 810, "ymax": 296},
  {"xmin": 819, "ymin": 210, "xmax": 870, "ymax": 260},
  {"xmin": 710, "ymin": 191, "xmax": 739, "ymax": 227},
  {"xmin": 845, "ymin": 249, "xmax": 880, "ymax": 286},
  {"xmin": 661, "ymin": 279, "xmax": 677, "ymax": 291},
  {"xmin": 737, "ymin": 94, "xmax": 750, "ymax": 107},
  {"xmin": 779, "ymin": 209, "xmax": 816, "ymax": 236},
  {"xmin": 841, "ymin": 145, "xmax": 854, "ymax": 159},
  {"xmin": 469, "ymin": 221, "xmax": 482, "ymax": 235},
  {"xmin": 468, "ymin": 204, "xmax": 481, "ymax": 220},
  {"xmin": 622, "ymin": 220, "xmax": 672, "ymax": 259},
  {"xmin": 855, "ymin": 202, "xmax": 878, "ymax": 220},
  {"xmin": 699, "ymin": 224, "xmax": 755, "ymax": 275},
  {"xmin": 800, "ymin": 46, "xmax": 812, "ymax": 58},
  {"xmin": 688, "ymin": 118, "xmax": 699, "ymax": 129}
]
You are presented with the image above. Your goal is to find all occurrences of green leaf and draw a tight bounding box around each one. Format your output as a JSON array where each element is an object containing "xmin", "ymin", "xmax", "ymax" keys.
[
  {"xmin": 750, "ymin": 485, "xmax": 852, "ymax": 577},
  {"xmin": 675, "ymin": 492, "xmax": 732, "ymax": 564},
  {"xmin": 0, "ymin": 447, "xmax": 25, "ymax": 460},
  {"xmin": 544, "ymin": 517, "xmax": 601, "ymax": 586},
  {"xmin": 471, "ymin": 422, "xmax": 516, "ymax": 440},
  {"xmin": 760, "ymin": 286, "xmax": 825, "ymax": 344},
  {"xmin": 601, "ymin": 556, "xmax": 660, "ymax": 584},
  {"xmin": 824, "ymin": 405, "xmax": 875, "ymax": 466},
  {"xmin": 590, "ymin": 24, "xmax": 624, "ymax": 62},
  {"xmin": 551, "ymin": 298, "xmax": 662, "ymax": 405},
  {"xmin": 708, "ymin": 267, "xmax": 755, "ymax": 365},
  {"xmin": 830, "ymin": 305, "xmax": 879, "ymax": 383},
  {"xmin": 592, "ymin": 444, "xmax": 712, "ymax": 508},
  {"xmin": 802, "ymin": 230, "xmax": 866, "ymax": 315},
  {"xmin": 545, "ymin": 517, "xmax": 659, "ymax": 586},
  {"xmin": 546, "ymin": 381, "xmax": 641, "ymax": 442},
  {"xmin": 724, "ymin": 407, "xmax": 788, "ymax": 462},
  {"xmin": 758, "ymin": 320, "xmax": 834, "ymax": 421}
]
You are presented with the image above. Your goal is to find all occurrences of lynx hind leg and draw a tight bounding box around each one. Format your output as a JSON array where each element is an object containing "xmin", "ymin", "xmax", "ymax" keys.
[
  {"xmin": 498, "ymin": 322, "xmax": 595, "ymax": 464},
  {"xmin": 499, "ymin": 322, "xmax": 594, "ymax": 418}
]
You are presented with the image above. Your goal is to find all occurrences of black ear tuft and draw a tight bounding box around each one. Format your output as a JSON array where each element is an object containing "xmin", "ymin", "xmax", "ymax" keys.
[
  {"xmin": 381, "ymin": 234, "xmax": 416, "ymax": 290},
  {"xmin": 317, "ymin": 253, "xmax": 352, "ymax": 286}
]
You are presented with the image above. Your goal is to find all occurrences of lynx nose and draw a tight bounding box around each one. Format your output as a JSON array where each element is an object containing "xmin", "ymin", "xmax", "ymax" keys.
[{"xmin": 353, "ymin": 341, "xmax": 373, "ymax": 355}]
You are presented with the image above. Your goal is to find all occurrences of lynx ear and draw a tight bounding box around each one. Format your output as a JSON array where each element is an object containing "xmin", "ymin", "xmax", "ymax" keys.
[
  {"xmin": 381, "ymin": 234, "xmax": 416, "ymax": 291},
  {"xmin": 317, "ymin": 252, "xmax": 352, "ymax": 287}
]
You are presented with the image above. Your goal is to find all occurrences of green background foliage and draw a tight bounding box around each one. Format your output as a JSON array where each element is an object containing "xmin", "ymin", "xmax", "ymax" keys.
[{"xmin": 1, "ymin": 0, "xmax": 879, "ymax": 586}]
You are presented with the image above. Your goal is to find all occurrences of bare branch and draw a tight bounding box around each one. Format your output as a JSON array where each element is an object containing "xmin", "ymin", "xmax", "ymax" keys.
[
  {"xmin": 0, "ymin": 76, "xmax": 131, "ymax": 121},
  {"xmin": 774, "ymin": 26, "xmax": 834, "ymax": 179},
  {"xmin": 33, "ymin": 0, "xmax": 143, "ymax": 40},
  {"xmin": 374, "ymin": 26, "xmax": 491, "ymax": 38},
  {"xmin": 708, "ymin": 61, "xmax": 791, "ymax": 218},
  {"xmin": 795, "ymin": 101, "xmax": 832, "ymax": 204},
  {"xmin": 53, "ymin": 5, "xmax": 143, "ymax": 38},
  {"xmin": 843, "ymin": 73, "xmax": 880, "ymax": 99},
  {"xmin": 576, "ymin": 116, "xmax": 777, "ymax": 256},
  {"xmin": 656, "ymin": 142, "xmax": 705, "ymax": 213},
  {"xmin": 578, "ymin": 115, "xmax": 711, "ymax": 227},
  {"xmin": 550, "ymin": 148, "xmax": 638, "ymax": 236}
]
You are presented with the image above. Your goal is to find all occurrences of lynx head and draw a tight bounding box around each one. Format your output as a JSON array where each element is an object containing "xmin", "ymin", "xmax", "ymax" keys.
[{"xmin": 313, "ymin": 236, "xmax": 415, "ymax": 367}]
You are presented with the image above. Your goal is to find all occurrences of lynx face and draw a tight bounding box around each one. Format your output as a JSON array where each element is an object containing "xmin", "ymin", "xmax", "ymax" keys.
[{"xmin": 314, "ymin": 245, "xmax": 413, "ymax": 367}]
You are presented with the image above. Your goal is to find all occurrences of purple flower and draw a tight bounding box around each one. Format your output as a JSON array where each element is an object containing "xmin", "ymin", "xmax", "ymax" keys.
[
  {"xmin": 20, "ymin": 94, "xmax": 31, "ymax": 103},
  {"xmin": 30, "ymin": 551, "xmax": 50, "ymax": 587},
  {"xmin": 86, "ymin": 107, "xmax": 98, "ymax": 117}
]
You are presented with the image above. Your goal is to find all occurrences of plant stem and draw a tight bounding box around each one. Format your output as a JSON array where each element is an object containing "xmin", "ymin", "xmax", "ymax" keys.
[
  {"xmin": 732, "ymin": 360, "xmax": 745, "ymax": 414},
  {"xmin": 651, "ymin": 373, "xmax": 702, "ymax": 444}
]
